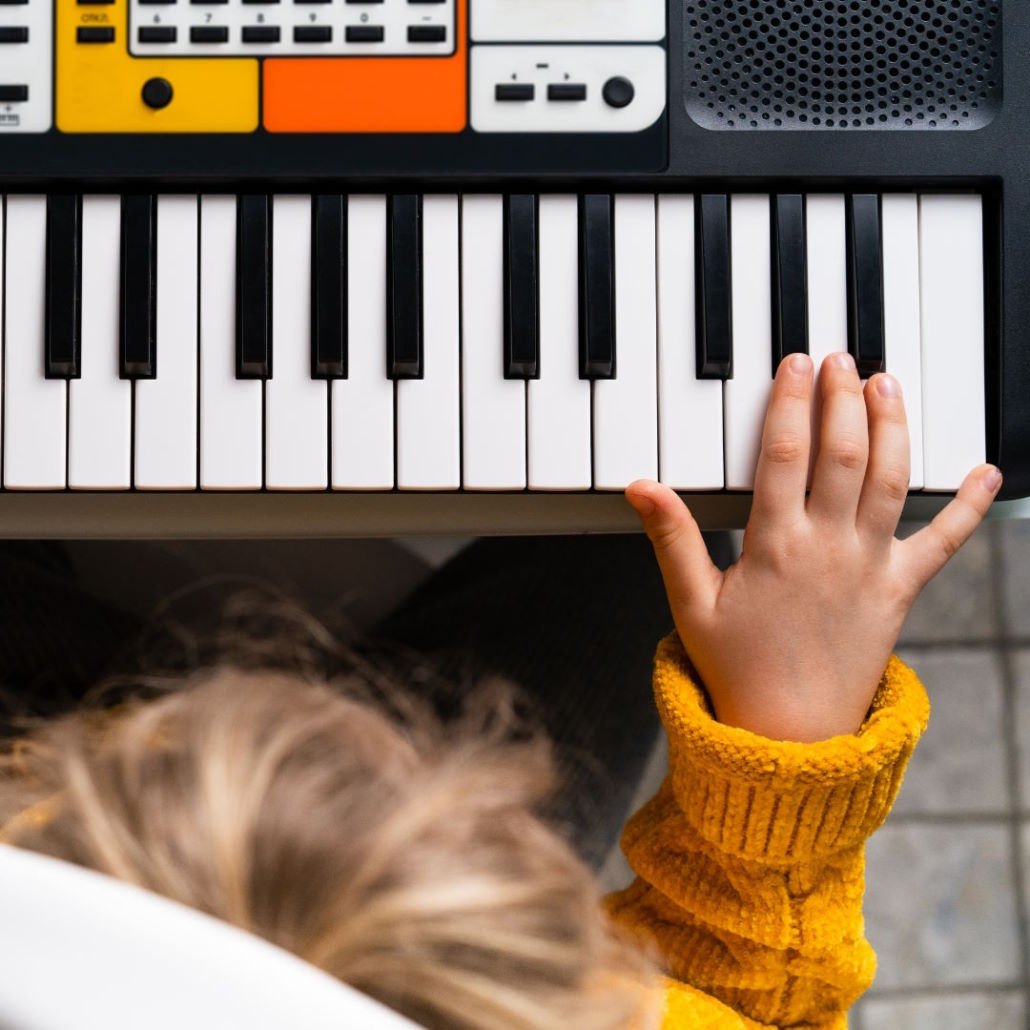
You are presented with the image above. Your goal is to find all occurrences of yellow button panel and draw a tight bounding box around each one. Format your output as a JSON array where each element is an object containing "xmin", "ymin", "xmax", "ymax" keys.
[{"xmin": 57, "ymin": 0, "xmax": 258, "ymax": 133}]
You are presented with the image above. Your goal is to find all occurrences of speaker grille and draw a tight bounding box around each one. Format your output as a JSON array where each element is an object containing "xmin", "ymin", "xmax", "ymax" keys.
[{"xmin": 684, "ymin": 0, "xmax": 1002, "ymax": 131}]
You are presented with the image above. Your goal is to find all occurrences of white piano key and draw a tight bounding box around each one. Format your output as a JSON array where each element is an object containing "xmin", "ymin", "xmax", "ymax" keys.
[
  {"xmin": 593, "ymin": 193, "xmax": 658, "ymax": 490},
  {"xmin": 69, "ymin": 196, "xmax": 131, "ymax": 490},
  {"xmin": 200, "ymin": 195, "xmax": 262, "ymax": 491},
  {"xmin": 656, "ymin": 194, "xmax": 724, "ymax": 491},
  {"xmin": 806, "ymin": 194, "xmax": 849, "ymax": 363},
  {"xmin": 881, "ymin": 194, "xmax": 924, "ymax": 490},
  {"xmin": 267, "ymin": 195, "xmax": 328, "ymax": 490},
  {"xmin": 919, "ymin": 193, "xmax": 985, "ymax": 490},
  {"xmin": 528, "ymin": 194, "xmax": 591, "ymax": 491},
  {"xmin": 461, "ymin": 194, "xmax": 526, "ymax": 490},
  {"xmin": 4, "ymin": 195, "xmax": 66, "ymax": 490},
  {"xmin": 396, "ymin": 194, "xmax": 460, "ymax": 490},
  {"xmin": 723, "ymin": 194, "xmax": 773, "ymax": 491},
  {"xmin": 134, "ymin": 195, "xmax": 198, "ymax": 490},
  {"xmin": 805, "ymin": 193, "xmax": 848, "ymax": 479},
  {"xmin": 333, "ymin": 195, "xmax": 394, "ymax": 490}
]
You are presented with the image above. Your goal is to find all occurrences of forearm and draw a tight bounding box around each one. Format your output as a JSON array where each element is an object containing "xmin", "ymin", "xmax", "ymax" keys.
[{"xmin": 605, "ymin": 634, "xmax": 930, "ymax": 1028}]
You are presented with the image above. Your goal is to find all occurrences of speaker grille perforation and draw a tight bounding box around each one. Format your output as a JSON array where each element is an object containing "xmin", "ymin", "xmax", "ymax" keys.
[{"xmin": 684, "ymin": 0, "xmax": 1002, "ymax": 131}]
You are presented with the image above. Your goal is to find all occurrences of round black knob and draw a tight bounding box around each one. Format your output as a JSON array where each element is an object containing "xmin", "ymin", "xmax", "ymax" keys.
[
  {"xmin": 142, "ymin": 77, "xmax": 174, "ymax": 110},
  {"xmin": 602, "ymin": 76, "xmax": 635, "ymax": 109}
]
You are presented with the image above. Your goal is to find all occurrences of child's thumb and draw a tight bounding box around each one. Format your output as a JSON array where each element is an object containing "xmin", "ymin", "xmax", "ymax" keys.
[{"xmin": 625, "ymin": 481, "xmax": 720, "ymax": 613}]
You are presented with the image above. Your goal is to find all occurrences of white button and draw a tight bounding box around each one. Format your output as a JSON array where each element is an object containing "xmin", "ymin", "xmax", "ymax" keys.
[
  {"xmin": 134, "ymin": 195, "xmax": 198, "ymax": 490},
  {"xmin": 4, "ymin": 195, "xmax": 66, "ymax": 490},
  {"xmin": 881, "ymin": 194, "xmax": 924, "ymax": 490},
  {"xmin": 461, "ymin": 194, "xmax": 526, "ymax": 490},
  {"xmin": 919, "ymin": 194, "xmax": 985, "ymax": 490},
  {"xmin": 397, "ymin": 194, "xmax": 460, "ymax": 490},
  {"xmin": 69, "ymin": 196, "xmax": 131, "ymax": 490},
  {"xmin": 657, "ymin": 193, "xmax": 724, "ymax": 490},
  {"xmin": 528, "ymin": 194, "xmax": 591, "ymax": 490},
  {"xmin": 199, "ymin": 195, "xmax": 263, "ymax": 490},
  {"xmin": 266, "ymin": 195, "xmax": 328, "ymax": 491},
  {"xmin": 592, "ymin": 193, "xmax": 658, "ymax": 490},
  {"xmin": 723, "ymin": 194, "xmax": 773, "ymax": 491}
]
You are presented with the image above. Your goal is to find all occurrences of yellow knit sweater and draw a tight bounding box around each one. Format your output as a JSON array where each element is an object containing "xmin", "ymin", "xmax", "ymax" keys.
[{"xmin": 605, "ymin": 633, "xmax": 930, "ymax": 1029}]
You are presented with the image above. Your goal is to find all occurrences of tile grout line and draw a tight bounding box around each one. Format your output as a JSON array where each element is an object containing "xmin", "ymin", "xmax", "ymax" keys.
[
  {"xmin": 887, "ymin": 812, "xmax": 1014, "ymax": 825},
  {"xmin": 864, "ymin": 981, "xmax": 1026, "ymax": 1000},
  {"xmin": 987, "ymin": 523, "xmax": 1030, "ymax": 999},
  {"xmin": 898, "ymin": 637, "xmax": 1030, "ymax": 650}
]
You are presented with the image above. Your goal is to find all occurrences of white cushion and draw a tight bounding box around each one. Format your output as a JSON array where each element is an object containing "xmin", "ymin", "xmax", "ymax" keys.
[{"xmin": 0, "ymin": 843, "xmax": 420, "ymax": 1030}]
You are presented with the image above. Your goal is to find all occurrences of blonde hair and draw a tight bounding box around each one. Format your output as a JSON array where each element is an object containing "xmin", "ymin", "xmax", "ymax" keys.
[{"xmin": 0, "ymin": 594, "xmax": 657, "ymax": 1030}]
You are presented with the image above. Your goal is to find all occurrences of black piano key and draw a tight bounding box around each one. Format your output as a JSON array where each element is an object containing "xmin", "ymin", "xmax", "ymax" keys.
[
  {"xmin": 120, "ymin": 193, "xmax": 157, "ymax": 379},
  {"xmin": 45, "ymin": 194, "xmax": 82, "ymax": 379},
  {"xmin": 578, "ymin": 193, "xmax": 615, "ymax": 379},
  {"xmin": 695, "ymin": 194, "xmax": 733, "ymax": 380},
  {"xmin": 236, "ymin": 194, "xmax": 272, "ymax": 380},
  {"xmin": 846, "ymin": 193, "xmax": 886, "ymax": 376},
  {"xmin": 387, "ymin": 193, "xmax": 422, "ymax": 380},
  {"xmin": 770, "ymin": 193, "xmax": 808, "ymax": 377},
  {"xmin": 311, "ymin": 194, "xmax": 348, "ymax": 379},
  {"xmin": 503, "ymin": 194, "xmax": 539, "ymax": 379}
]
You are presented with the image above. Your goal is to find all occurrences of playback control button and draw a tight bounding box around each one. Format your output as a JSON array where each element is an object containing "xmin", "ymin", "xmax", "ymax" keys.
[
  {"xmin": 547, "ymin": 83, "xmax": 587, "ymax": 102},
  {"xmin": 495, "ymin": 83, "xmax": 534, "ymax": 102}
]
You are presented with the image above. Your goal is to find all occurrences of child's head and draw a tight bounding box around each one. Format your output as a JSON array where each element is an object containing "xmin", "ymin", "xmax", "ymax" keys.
[{"xmin": 0, "ymin": 609, "xmax": 656, "ymax": 1030}]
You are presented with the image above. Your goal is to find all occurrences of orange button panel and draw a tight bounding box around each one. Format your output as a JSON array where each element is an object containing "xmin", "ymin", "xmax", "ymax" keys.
[{"xmin": 263, "ymin": 0, "xmax": 467, "ymax": 133}]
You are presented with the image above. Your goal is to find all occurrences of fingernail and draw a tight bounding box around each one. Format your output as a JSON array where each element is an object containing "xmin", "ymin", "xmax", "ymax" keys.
[
  {"xmin": 983, "ymin": 466, "xmax": 1002, "ymax": 492},
  {"xmin": 833, "ymin": 352, "xmax": 856, "ymax": 371},
  {"xmin": 788, "ymin": 352, "xmax": 811, "ymax": 375},
  {"xmin": 626, "ymin": 492, "xmax": 656, "ymax": 517},
  {"xmin": 876, "ymin": 373, "xmax": 900, "ymax": 398}
]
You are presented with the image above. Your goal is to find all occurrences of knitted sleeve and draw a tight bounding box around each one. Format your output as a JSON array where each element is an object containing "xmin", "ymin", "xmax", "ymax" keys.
[{"xmin": 605, "ymin": 633, "xmax": 930, "ymax": 1030}]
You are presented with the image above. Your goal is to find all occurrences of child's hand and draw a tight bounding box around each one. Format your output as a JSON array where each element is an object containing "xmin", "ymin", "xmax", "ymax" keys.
[{"xmin": 627, "ymin": 352, "xmax": 1002, "ymax": 743}]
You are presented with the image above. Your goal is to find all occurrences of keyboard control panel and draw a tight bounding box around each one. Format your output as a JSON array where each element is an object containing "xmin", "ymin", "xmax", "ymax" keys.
[{"xmin": 0, "ymin": 0, "xmax": 667, "ymax": 139}]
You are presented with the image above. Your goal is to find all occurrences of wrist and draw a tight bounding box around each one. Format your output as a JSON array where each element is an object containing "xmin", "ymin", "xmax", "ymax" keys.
[{"xmin": 712, "ymin": 691, "xmax": 866, "ymax": 742}]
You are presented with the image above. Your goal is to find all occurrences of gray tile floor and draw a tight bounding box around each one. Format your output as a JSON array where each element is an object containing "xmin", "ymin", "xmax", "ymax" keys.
[{"xmin": 850, "ymin": 518, "xmax": 1030, "ymax": 1030}]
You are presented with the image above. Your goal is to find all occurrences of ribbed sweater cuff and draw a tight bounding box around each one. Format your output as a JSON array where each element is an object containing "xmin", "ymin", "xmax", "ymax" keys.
[{"xmin": 653, "ymin": 633, "xmax": 930, "ymax": 864}]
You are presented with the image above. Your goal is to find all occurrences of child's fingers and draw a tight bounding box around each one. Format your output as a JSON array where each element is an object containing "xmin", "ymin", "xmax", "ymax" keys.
[
  {"xmin": 806, "ymin": 353, "xmax": 869, "ymax": 525},
  {"xmin": 855, "ymin": 373, "xmax": 911, "ymax": 543},
  {"xmin": 895, "ymin": 465, "xmax": 1002, "ymax": 595},
  {"xmin": 626, "ymin": 481, "xmax": 721, "ymax": 614},
  {"xmin": 750, "ymin": 353, "xmax": 813, "ymax": 527}
]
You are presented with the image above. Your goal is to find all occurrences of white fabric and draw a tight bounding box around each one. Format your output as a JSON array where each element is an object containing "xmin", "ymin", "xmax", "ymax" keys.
[{"xmin": 0, "ymin": 843, "xmax": 419, "ymax": 1030}]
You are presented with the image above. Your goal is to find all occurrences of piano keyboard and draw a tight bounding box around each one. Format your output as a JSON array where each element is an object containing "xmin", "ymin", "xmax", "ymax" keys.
[{"xmin": 0, "ymin": 190, "xmax": 984, "ymax": 495}]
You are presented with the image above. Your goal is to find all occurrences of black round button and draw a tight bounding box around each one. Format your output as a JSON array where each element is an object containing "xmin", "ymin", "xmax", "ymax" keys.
[
  {"xmin": 602, "ymin": 76, "xmax": 635, "ymax": 109},
  {"xmin": 142, "ymin": 77, "xmax": 174, "ymax": 110}
]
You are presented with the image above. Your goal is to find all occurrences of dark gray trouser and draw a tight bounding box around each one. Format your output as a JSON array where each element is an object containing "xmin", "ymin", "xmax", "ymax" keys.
[{"xmin": 371, "ymin": 533, "xmax": 735, "ymax": 867}]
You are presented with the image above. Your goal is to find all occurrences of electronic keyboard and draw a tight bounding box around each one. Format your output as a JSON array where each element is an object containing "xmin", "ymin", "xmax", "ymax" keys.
[{"xmin": 0, "ymin": 0, "xmax": 1027, "ymax": 536}]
